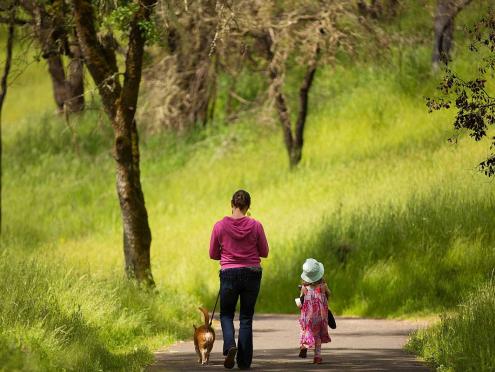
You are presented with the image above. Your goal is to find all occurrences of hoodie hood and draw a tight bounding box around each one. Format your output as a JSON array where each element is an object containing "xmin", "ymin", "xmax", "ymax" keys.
[{"xmin": 221, "ymin": 216, "xmax": 256, "ymax": 240}]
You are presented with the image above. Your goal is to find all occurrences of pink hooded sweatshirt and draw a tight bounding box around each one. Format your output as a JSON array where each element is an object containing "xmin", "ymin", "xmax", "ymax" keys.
[{"xmin": 209, "ymin": 216, "xmax": 269, "ymax": 269}]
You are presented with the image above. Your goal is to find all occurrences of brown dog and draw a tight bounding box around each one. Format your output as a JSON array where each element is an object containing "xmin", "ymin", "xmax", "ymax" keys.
[{"xmin": 193, "ymin": 307, "xmax": 216, "ymax": 365}]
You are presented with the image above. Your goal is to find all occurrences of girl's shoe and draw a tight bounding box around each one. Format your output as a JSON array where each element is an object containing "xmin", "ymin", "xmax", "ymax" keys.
[
  {"xmin": 298, "ymin": 347, "xmax": 308, "ymax": 358},
  {"xmin": 313, "ymin": 356, "xmax": 322, "ymax": 364}
]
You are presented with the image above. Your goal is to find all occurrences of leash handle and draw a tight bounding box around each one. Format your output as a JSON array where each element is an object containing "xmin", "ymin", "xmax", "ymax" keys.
[{"xmin": 209, "ymin": 288, "xmax": 221, "ymax": 327}]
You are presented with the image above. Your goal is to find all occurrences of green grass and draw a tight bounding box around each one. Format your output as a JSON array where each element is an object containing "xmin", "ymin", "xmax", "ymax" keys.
[
  {"xmin": 0, "ymin": 250, "xmax": 197, "ymax": 371},
  {"xmin": 3, "ymin": 59, "xmax": 494, "ymax": 367},
  {"xmin": 2, "ymin": 2, "xmax": 495, "ymax": 369},
  {"xmin": 406, "ymin": 281, "xmax": 495, "ymax": 371}
]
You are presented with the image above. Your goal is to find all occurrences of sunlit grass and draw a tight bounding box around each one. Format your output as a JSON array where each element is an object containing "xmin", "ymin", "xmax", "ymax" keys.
[
  {"xmin": 4, "ymin": 61, "xmax": 493, "ymax": 310},
  {"xmin": 0, "ymin": 250, "xmax": 197, "ymax": 371},
  {"xmin": 407, "ymin": 281, "xmax": 495, "ymax": 371}
]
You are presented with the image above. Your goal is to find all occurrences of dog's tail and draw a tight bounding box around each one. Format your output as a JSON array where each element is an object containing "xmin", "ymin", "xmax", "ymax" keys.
[{"xmin": 199, "ymin": 307, "xmax": 210, "ymax": 326}]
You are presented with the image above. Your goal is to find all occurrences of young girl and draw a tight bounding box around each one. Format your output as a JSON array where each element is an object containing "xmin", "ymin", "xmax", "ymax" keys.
[{"xmin": 298, "ymin": 258, "xmax": 331, "ymax": 364}]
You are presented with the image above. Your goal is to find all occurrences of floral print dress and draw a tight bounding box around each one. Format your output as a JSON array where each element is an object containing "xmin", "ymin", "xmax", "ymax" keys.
[{"xmin": 299, "ymin": 283, "xmax": 331, "ymax": 348}]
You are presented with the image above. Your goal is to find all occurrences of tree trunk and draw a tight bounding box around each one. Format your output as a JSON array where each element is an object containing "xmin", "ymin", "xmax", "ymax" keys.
[
  {"xmin": 66, "ymin": 40, "xmax": 84, "ymax": 112},
  {"xmin": 72, "ymin": 0, "xmax": 155, "ymax": 285},
  {"xmin": 162, "ymin": 1, "xmax": 217, "ymax": 130},
  {"xmin": 46, "ymin": 50, "xmax": 85, "ymax": 113},
  {"xmin": 270, "ymin": 64, "xmax": 316, "ymax": 169},
  {"xmin": 267, "ymin": 34, "xmax": 318, "ymax": 169},
  {"xmin": 270, "ymin": 64, "xmax": 296, "ymax": 167},
  {"xmin": 188, "ymin": 60, "xmax": 215, "ymax": 127},
  {"xmin": 26, "ymin": 0, "xmax": 85, "ymax": 113},
  {"xmin": 433, "ymin": 0, "xmax": 472, "ymax": 68},
  {"xmin": 433, "ymin": 0, "xmax": 454, "ymax": 67},
  {"xmin": 47, "ymin": 54, "xmax": 67, "ymax": 112},
  {"xmin": 115, "ymin": 115, "xmax": 153, "ymax": 283},
  {"xmin": 0, "ymin": 3, "xmax": 16, "ymax": 234},
  {"xmin": 293, "ymin": 46, "xmax": 319, "ymax": 168}
]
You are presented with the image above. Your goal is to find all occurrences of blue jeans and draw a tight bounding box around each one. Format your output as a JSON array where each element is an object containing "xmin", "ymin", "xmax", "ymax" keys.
[{"xmin": 219, "ymin": 267, "xmax": 262, "ymax": 368}]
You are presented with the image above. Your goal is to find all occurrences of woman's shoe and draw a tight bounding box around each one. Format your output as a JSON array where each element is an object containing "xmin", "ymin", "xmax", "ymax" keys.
[
  {"xmin": 298, "ymin": 347, "xmax": 308, "ymax": 358},
  {"xmin": 313, "ymin": 356, "xmax": 322, "ymax": 364},
  {"xmin": 224, "ymin": 346, "xmax": 237, "ymax": 369}
]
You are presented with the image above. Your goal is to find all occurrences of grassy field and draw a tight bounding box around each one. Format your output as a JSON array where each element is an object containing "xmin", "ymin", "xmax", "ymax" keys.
[
  {"xmin": 407, "ymin": 280, "xmax": 495, "ymax": 371},
  {"xmin": 1, "ymin": 2, "xmax": 495, "ymax": 370}
]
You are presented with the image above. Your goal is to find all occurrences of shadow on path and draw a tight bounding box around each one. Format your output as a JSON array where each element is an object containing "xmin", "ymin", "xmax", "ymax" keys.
[{"xmin": 148, "ymin": 314, "xmax": 431, "ymax": 371}]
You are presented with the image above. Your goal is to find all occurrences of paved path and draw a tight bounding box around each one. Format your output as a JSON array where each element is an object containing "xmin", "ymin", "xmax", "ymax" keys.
[{"xmin": 148, "ymin": 314, "xmax": 430, "ymax": 371}]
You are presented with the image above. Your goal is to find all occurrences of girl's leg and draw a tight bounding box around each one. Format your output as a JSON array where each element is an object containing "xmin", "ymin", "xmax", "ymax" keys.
[
  {"xmin": 299, "ymin": 344, "xmax": 308, "ymax": 358},
  {"xmin": 313, "ymin": 337, "xmax": 322, "ymax": 363}
]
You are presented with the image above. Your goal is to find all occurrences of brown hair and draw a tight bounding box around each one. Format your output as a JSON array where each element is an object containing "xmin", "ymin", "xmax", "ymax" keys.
[
  {"xmin": 301, "ymin": 278, "xmax": 325, "ymax": 286},
  {"xmin": 300, "ymin": 278, "xmax": 331, "ymax": 298},
  {"xmin": 299, "ymin": 278, "xmax": 332, "ymax": 299},
  {"xmin": 231, "ymin": 189, "xmax": 251, "ymax": 211}
]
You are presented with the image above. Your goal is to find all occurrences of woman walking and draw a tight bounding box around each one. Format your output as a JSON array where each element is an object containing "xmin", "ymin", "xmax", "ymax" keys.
[{"xmin": 209, "ymin": 190, "xmax": 269, "ymax": 369}]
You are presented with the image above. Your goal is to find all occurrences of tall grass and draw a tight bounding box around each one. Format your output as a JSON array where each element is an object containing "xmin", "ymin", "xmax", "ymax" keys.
[
  {"xmin": 260, "ymin": 187, "xmax": 495, "ymax": 315},
  {"xmin": 3, "ymin": 59, "xmax": 493, "ymax": 311},
  {"xmin": 0, "ymin": 250, "xmax": 197, "ymax": 371},
  {"xmin": 406, "ymin": 281, "xmax": 495, "ymax": 371}
]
